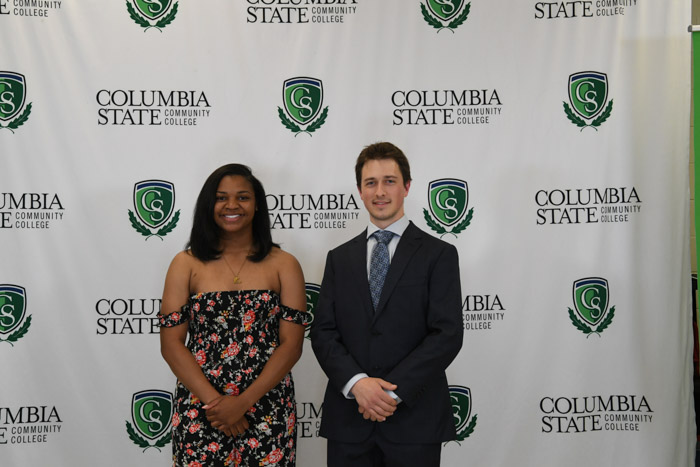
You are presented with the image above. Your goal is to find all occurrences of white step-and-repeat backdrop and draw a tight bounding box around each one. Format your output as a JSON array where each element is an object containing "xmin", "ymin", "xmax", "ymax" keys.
[{"xmin": 1, "ymin": 1, "xmax": 694, "ymax": 466}]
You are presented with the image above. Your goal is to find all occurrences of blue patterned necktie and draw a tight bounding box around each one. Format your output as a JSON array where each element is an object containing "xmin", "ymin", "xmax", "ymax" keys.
[{"xmin": 369, "ymin": 230, "xmax": 394, "ymax": 311}]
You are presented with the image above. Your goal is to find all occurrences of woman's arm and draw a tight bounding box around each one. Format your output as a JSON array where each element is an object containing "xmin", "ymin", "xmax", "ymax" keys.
[
  {"xmin": 204, "ymin": 251, "xmax": 306, "ymax": 428},
  {"xmin": 159, "ymin": 252, "xmax": 228, "ymax": 413}
]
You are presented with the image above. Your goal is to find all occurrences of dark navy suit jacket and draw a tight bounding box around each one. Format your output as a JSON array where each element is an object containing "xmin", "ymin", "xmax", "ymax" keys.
[{"xmin": 311, "ymin": 221, "xmax": 463, "ymax": 443}]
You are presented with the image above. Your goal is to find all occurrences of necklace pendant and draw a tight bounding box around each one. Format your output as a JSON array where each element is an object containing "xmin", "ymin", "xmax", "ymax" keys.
[{"xmin": 233, "ymin": 276, "xmax": 241, "ymax": 284}]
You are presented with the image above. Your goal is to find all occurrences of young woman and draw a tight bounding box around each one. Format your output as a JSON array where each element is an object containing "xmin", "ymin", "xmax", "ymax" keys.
[{"xmin": 159, "ymin": 164, "xmax": 308, "ymax": 466}]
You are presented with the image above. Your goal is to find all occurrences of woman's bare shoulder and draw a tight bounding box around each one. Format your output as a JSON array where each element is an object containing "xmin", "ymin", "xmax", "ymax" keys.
[
  {"xmin": 169, "ymin": 249, "xmax": 205, "ymax": 273},
  {"xmin": 266, "ymin": 246, "xmax": 301, "ymax": 269}
]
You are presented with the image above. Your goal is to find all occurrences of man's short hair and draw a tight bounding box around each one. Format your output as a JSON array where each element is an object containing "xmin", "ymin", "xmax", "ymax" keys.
[{"xmin": 355, "ymin": 142, "xmax": 412, "ymax": 187}]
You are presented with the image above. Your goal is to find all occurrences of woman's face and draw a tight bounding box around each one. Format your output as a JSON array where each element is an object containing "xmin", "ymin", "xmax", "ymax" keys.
[{"xmin": 213, "ymin": 175, "xmax": 256, "ymax": 235}]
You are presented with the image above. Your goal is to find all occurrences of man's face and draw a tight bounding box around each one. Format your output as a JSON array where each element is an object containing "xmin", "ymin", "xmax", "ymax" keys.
[{"xmin": 358, "ymin": 159, "xmax": 410, "ymax": 229}]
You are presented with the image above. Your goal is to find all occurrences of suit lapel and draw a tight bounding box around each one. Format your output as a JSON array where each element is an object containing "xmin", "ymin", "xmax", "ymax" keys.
[
  {"xmin": 374, "ymin": 222, "xmax": 422, "ymax": 317},
  {"xmin": 348, "ymin": 229, "xmax": 374, "ymax": 317}
]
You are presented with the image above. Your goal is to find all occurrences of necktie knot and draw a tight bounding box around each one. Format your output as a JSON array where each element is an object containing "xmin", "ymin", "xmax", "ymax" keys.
[{"xmin": 372, "ymin": 230, "xmax": 394, "ymax": 245}]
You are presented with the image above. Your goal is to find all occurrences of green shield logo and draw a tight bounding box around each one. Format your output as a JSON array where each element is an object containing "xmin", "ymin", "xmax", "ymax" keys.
[
  {"xmin": 0, "ymin": 72, "xmax": 26, "ymax": 122},
  {"xmin": 568, "ymin": 72, "xmax": 608, "ymax": 120},
  {"xmin": 427, "ymin": 0, "xmax": 464, "ymax": 21},
  {"xmin": 450, "ymin": 385, "xmax": 471, "ymax": 432},
  {"xmin": 284, "ymin": 78, "xmax": 323, "ymax": 126},
  {"xmin": 573, "ymin": 277, "xmax": 609, "ymax": 327},
  {"xmin": 134, "ymin": 180, "xmax": 175, "ymax": 229},
  {"xmin": 428, "ymin": 179, "xmax": 468, "ymax": 227},
  {"xmin": 132, "ymin": 390, "xmax": 173, "ymax": 440},
  {"xmin": 132, "ymin": 0, "xmax": 172, "ymax": 20},
  {"xmin": 0, "ymin": 285, "xmax": 26, "ymax": 336},
  {"xmin": 304, "ymin": 283, "xmax": 320, "ymax": 338},
  {"xmin": 449, "ymin": 385, "xmax": 477, "ymax": 441}
]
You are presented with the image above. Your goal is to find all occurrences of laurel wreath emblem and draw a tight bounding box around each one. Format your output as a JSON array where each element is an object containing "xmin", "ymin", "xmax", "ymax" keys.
[
  {"xmin": 456, "ymin": 413, "xmax": 477, "ymax": 441},
  {"xmin": 0, "ymin": 103, "xmax": 32, "ymax": 134},
  {"xmin": 567, "ymin": 306, "xmax": 615, "ymax": 337},
  {"xmin": 126, "ymin": 1, "xmax": 179, "ymax": 32},
  {"xmin": 563, "ymin": 99, "xmax": 613, "ymax": 131},
  {"xmin": 278, "ymin": 106, "xmax": 329, "ymax": 137},
  {"xmin": 0, "ymin": 315, "xmax": 32, "ymax": 347},
  {"xmin": 423, "ymin": 207, "xmax": 473, "ymax": 237},
  {"xmin": 444, "ymin": 413, "xmax": 477, "ymax": 446},
  {"xmin": 421, "ymin": 2, "xmax": 471, "ymax": 33},
  {"xmin": 125, "ymin": 421, "xmax": 171, "ymax": 452},
  {"xmin": 128, "ymin": 209, "xmax": 180, "ymax": 240}
]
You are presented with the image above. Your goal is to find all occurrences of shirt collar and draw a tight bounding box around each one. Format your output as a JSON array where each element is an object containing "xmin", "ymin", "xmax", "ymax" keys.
[{"xmin": 367, "ymin": 216, "xmax": 409, "ymax": 239}]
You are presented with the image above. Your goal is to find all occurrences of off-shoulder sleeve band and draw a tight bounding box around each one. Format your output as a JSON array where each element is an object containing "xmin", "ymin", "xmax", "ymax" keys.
[
  {"xmin": 279, "ymin": 304, "xmax": 311, "ymax": 326},
  {"xmin": 158, "ymin": 304, "xmax": 190, "ymax": 328}
]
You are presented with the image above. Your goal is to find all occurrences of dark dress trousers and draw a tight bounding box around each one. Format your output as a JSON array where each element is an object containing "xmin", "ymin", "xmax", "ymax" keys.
[{"xmin": 311, "ymin": 221, "xmax": 464, "ymax": 444}]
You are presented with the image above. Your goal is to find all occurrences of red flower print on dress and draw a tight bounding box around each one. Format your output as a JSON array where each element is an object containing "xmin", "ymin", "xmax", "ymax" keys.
[
  {"xmin": 247, "ymin": 438, "xmax": 260, "ymax": 449},
  {"xmin": 186, "ymin": 448, "xmax": 195, "ymax": 456},
  {"xmin": 195, "ymin": 350, "xmax": 206, "ymax": 366},
  {"xmin": 225, "ymin": 382, "xmax": 240, "ymax": 396},
  {"xmin": 188, "ymin": 461, "xmax": 202, "ymax": 467},
  {"xmin": 245, "ymin": 335, "xmax": 254, "ymax": 344},
  {"xmin": 208, "ymin": 367, "xmax": 222, "ymax": 378},
  {"xmin": 193, "ymin": 302, "xmax": 200, "ymax": 312},
  {"xmin": 210, "ymin": 333, "xmax": 220, "ymax": 342},
  {"xmin": 242, "ymin": 310, "xmax": 256, "ymax": 331},
  {"xmin": 261, "ymin": 447, "xmax": 283, "ymax": 465},
  {"xmin": 188, "ymin": 423, "xmax": 201, "ymax": 434},
  {"xmin": 223, "ymin": 342, "xmax": 240, "ymax": 358},
  {"xmin": 187, "ymin": 409, "xmax": 199, "ymax": 419},
  {"xmin": 249, "ymin": 347, "xmax": 258, "ymax": 358},
  {"xmin": 207, "ymin": 442, "xmax": 220, "ymax": 452},
  {"xmin": 172, "ymin": 413, "xmax": 181, "ymax": 427},
  {"xmin": 286, "ymin": 412, "xmax": 295, "ymax": 434},
  {"xmin": 228, "ymin": 449, "xmax": 242, "ymax": 466},
  {"xmin": 261, "ymin": 292, "xmax": 271, "ymax": 302}
]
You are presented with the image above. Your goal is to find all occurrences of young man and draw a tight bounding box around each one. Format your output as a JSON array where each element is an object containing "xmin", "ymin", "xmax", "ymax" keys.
[{"xmin": 311, "ymin": 142, "xmax": 464, "ymax": 466}]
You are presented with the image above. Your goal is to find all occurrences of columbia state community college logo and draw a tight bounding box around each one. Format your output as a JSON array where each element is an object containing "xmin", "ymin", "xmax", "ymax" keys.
[
  {"xmin": 304, "ymin": 283, "xmax": 320, "ymax": 339},
  {"xmin": 126, "ymin": 390, "xmax": 173, "ymax": 452},
  {"xmin": 567, "ymin": 277, "xmax": 616, "ymax": 337},
  {"xmin": 0, "ymin": 72, "xmax": 32, "ymax": 134},
  {"xmin": 278, "ymin": 77, "xmax": 329, "ymax": 136},
  {"xmin": 128, "ymin": 180, "xmax": 180, "ymax": 240},
  {"xmin": 563, "ymin": 71, "xmax": 613, "ymax": 131},
  {"xmin": 424, "ymin": 179, "xmax": 473, "ymax": 237},
  {"xmin": 449, "ymin": 385, "xmax": 477, "ymax": 442},
  {"xmin": 421, "ymin": 0, "xmax": 470, "ymax": 32},
  {"xmin": 127, "ymin": 0, "xmax": 179, "ymax": 32},
  {"xmin": 0, "ymin": 285, "xmax": 31, "ymax": 346}
]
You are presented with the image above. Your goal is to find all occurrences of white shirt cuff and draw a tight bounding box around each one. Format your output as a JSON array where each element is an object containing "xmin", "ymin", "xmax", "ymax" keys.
[
  {"xmin": 342, "ymin": 374, "xmax": 402, "ymax": 404},
  {"xmin": 342, "ymin": 373, "xmax": 368, "ymax": 398}
]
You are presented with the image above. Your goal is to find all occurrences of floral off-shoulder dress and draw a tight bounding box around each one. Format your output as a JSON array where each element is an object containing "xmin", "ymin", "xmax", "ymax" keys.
[{"xmin": 159, "ymin": 290, "xmax": 310, "ymax": 467}]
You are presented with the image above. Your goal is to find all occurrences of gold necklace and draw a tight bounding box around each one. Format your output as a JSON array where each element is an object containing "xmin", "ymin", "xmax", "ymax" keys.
[{"xmin": 222, "ymin": 252, "xmax": 249, "ymax": 284}]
